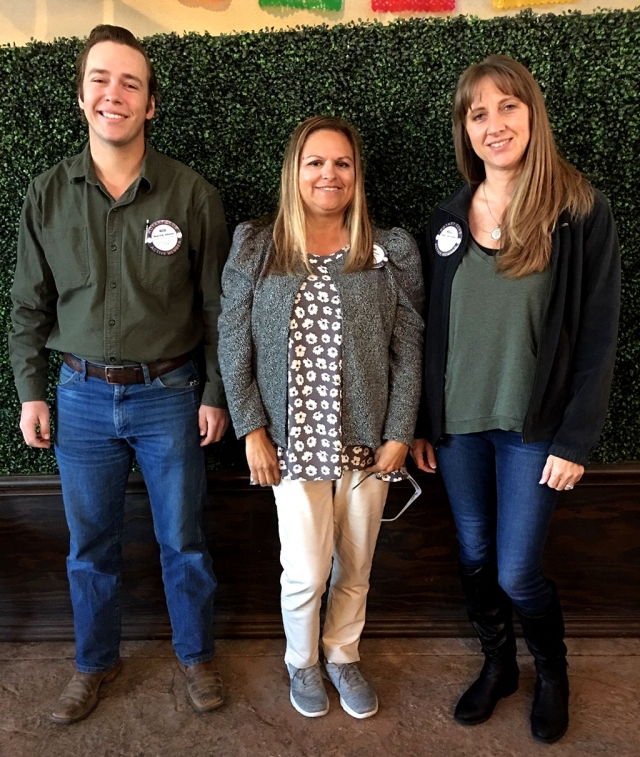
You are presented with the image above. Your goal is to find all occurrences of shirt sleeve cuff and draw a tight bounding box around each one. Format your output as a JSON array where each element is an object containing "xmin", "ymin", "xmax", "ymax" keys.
[
  {"xmin": 548, "ymin": 443, "xmax": 590, "ymax": 467},
  {"xmin": 15, "ymin": 380, "xmax": 48, "ymax": 404},
  {"xmin": 200, "ymin": 380, "xmax": 228, "ymax": 409},
  {"xmin": 382, "ymin": 424, "xmax": 414, "ymax": 448}
]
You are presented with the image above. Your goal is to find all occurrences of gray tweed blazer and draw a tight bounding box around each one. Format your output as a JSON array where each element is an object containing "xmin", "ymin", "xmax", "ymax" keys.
[{"xmin": 218, "ymin": 221, "xmax": 424, "ymax": 449}]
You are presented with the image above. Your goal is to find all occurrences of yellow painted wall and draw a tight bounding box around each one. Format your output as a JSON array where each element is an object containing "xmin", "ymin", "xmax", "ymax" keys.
[{"xmin": 0, "ymin": 0, "xmax": 636, "ymax": 46}]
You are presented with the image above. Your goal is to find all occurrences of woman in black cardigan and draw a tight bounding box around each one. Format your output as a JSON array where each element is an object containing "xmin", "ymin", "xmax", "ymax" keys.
[{"xmin": 412, "ymin": 55, "xmax": 620, "ymax": 744}]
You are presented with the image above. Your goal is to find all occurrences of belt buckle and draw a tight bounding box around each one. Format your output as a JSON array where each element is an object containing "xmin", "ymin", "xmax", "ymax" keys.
[{"xmin": 105, "ymin": 366, "xmax": 125, "ymax": 384}]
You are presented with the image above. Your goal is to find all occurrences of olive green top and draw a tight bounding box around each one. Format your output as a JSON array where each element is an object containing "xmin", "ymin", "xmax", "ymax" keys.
[
  {"xmin": 444, "ymin": 238, "xmax": 552, "ymax": 435},
  {"xmin": 9, "ymin": 144, "xmax": 230, "ymax": 406}
]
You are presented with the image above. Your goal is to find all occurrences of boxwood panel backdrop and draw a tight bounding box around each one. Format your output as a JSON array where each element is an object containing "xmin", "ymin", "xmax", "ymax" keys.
[{"xmin": 0, "ymin": 11, "xmax": 639, "ymax": 475}]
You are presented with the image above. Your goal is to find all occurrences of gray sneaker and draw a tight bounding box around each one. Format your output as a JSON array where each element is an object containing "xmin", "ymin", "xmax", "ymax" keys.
[
  {"xmin": 286, "ymin": 662, "xmax": 329, "ymax": 717},
  {"xmin": 324, "ymin": 661, "xmax": 378, "ymax": 719}
]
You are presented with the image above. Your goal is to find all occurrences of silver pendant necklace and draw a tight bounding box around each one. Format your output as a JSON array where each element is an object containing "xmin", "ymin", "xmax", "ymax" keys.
[{"xmin": 482, "ymin": 182, "xmax": 502, "ymax": 241}]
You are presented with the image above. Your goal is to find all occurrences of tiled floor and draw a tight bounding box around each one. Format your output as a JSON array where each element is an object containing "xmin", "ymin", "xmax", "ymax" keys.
[{"xmin": 1, "ymin": 638, "xmax": 639, "ymax": 757}]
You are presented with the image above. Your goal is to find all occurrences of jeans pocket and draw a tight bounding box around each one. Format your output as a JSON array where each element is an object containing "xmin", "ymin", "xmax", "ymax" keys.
[
  {"xmin": 154, "ymin": 360, "xmax": 200, "ymax": 389},
  {"xmin": 58, "ymin": 363, "xmax": 80, "ymax": 387}
]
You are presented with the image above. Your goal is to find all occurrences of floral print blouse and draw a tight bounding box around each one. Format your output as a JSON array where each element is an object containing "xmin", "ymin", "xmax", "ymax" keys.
[{"xmin": 277, "ymin": 249, "xmax": 383, "ymax": 481}]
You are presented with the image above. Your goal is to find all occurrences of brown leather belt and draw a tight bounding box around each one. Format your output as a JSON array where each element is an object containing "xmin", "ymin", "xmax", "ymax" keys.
[{"xmin": 63, "ymin": 352, "xmax": 192, "ymax": 385}]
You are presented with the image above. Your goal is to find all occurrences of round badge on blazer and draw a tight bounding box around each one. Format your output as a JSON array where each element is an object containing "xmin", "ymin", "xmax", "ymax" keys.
[
  {"xmin": 145, "ymin": 220, "xmax": 183, "ymax": 256},
  {"xmin": 435, "ymin": 223, "xmax": 463, "ymax": 257},
  {"xmin": 372, "ymin": 244, "xmax": 388, "ymax": 269}
]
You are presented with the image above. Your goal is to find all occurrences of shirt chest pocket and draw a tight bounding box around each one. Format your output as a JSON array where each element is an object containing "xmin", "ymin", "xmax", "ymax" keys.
[
  {"xmin": 136, "ymin": 227, "xmax": 191, "ymax": 294},
  {"xmin": 43, "ymin": 227, "xmax": 89, "ymax": 288}
]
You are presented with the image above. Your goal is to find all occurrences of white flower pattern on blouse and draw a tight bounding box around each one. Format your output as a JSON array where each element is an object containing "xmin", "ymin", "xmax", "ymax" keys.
[{"xmin": 277, "ymin": 250, "xmax": 379, "ymax": 481}]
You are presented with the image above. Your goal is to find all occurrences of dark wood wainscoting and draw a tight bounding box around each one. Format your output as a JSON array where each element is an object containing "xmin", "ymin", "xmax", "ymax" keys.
[{"xmin": 0, "ymin": 465, "xmax": 639, "ymax": 641}]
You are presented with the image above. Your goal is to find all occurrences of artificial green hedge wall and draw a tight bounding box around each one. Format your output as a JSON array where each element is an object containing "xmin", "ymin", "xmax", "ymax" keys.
[{"xmin": 1, "ymin": 11, "xmax": 639, "ymax": 474}]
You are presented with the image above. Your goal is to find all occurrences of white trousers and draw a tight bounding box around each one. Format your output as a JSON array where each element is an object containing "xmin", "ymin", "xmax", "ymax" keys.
[{"xmin": 272, "ymin": 471, "xmax": 389, "ymax": 669}]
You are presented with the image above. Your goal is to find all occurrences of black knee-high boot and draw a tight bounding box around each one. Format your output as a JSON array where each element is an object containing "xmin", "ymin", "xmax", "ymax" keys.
[
  {"xmin": 454, "ymin": 563, "xmax": 519, "ymax": 725},
  {"xmin": 514, "ymin": 581, "xmax": 569, "ymax": 744}
]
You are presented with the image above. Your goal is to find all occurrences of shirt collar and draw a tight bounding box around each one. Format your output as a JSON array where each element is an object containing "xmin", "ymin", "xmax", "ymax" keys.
[
  {"xmin": 139, "ymin": 144, "xmax": 158, "ymax": 191},
  {"xmin": 68, "ymin": 141, "xmax": 156, "ymax": 191},
  {"xmin": 438, "ymin": 182, "xmax": 474, "ymax": 220},
  {"xmin": 68, "ymin": 144, "xmax": 93, "ymax": 184}
]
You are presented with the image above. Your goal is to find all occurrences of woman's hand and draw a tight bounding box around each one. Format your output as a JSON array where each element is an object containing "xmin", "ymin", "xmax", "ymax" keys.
[
  {"xmin": 411, "ymin": 438, "xmax": 438, "ymax": 474},
  {"xmin": 366, "ymin": 440, "xmax": 409, "ymax": 475},
  {"xmin": 246, "ymin": 427, "xmax": 281, "ymax": 487},
  {"xmin": 539, "ymin": 455, "xmax": 584, "ymax": 491}
]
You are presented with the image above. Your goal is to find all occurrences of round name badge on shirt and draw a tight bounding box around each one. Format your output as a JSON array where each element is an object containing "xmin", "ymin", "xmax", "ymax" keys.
[
  {"xmin": 435, "ymin": 223, "xmax": 463, "ymax": 257},
  {"xmin": 145, "ymin": 220, "xmax": 183, "ymax": 256}
]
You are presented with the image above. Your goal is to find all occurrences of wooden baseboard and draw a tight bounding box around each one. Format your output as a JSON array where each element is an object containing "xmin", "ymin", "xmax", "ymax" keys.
[
  {"xmin": 1, "ymin": 462, "xmax": 639, "ymax": 496},
  {"xmin": 0, "ymin": 465, "xmax": 639, "ymax": 641},
  {"xmin": 2, "ymin": 614, "xmax": 640, "ymax": 642}
]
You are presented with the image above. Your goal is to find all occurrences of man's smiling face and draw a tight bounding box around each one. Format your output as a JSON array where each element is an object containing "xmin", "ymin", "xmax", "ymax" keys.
[{"xmin": 78, "ymin": 40, "xmax": 155, "ymax": 149}]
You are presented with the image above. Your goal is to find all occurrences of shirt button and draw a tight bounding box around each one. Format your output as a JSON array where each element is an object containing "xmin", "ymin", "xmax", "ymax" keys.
[
  {"xmin": 110, "ymin": 282, "xmax": 117, "ymax": 288},
  {"xmin": 109, "ymin": 319, "xmax": 116, "ymax": 326},
  {"xmin": 112, "ymin": 208, "xmax": 118, "ymax": 213},
  {"xmin": 110, "ymin": 244, "xmax": 117, "ymax": 251},
  {"xmin": 109, "ymin": 357, "xmax": 117, "ymax": 363}
]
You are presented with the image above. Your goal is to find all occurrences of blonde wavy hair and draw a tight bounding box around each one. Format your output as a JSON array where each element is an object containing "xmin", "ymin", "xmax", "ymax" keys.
[
  {"xmin": 453, "ymin": 55, "xmax": 594, "ymax": 279},
  {"xmin": 271, "ymin": 116, "xmax": 374, "ymax": 275}
]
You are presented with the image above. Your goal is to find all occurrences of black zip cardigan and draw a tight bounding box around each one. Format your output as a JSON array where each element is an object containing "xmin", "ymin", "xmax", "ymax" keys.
[{"xmin": 415, "ymin": 183, "xmax": 621, "ymax": 466}]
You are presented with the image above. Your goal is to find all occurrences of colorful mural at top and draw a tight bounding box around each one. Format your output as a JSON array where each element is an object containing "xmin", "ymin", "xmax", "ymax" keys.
[
  {"xmin": 259, "ymin": 0, "xmax": 343, "ymax": 9},
  {"xmin": 258, "ymin": 0, "xmax": 575, "ymax": 11},
  {"xmin": 0, "ymin": 0, "xmax": 602, "ymax": 49},
  {"xmin": 492, "ymin": 0, "xmax": 573, "ymax": 6},
  {"xmin": 372, "ymin": 0, "xmax": 455, "ymax": 9},
  {"xmin": 372, "ymin": 0, "xmax": 456, "ymax": 10}
]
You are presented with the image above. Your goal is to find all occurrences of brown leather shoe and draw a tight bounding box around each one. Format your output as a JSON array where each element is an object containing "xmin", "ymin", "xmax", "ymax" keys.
[
  {"xmin": 50, "ymin": 660, "xmax": 122, "ymax": 724},
  {"xmin": 178, "ymin": 660, "xmax": 225, "ymax": 713}
]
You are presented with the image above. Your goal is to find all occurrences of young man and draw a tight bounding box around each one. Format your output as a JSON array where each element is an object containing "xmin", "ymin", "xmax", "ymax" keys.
[{"xmin": 9, "ymin": 25, "xmax": 230, "ymax": 723}]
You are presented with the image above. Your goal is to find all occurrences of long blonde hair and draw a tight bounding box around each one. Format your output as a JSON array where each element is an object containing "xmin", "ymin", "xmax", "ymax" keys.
[
  {"xmin": 453, "ymin": 55, "xmax": 593, "ymax": 278},
  {"xmin": 271, "ymin": 116, "xmax": 374, "ymax": 274}
]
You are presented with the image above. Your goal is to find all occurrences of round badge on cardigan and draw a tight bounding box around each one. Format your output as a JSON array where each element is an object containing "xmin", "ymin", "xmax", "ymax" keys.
[
  {"xmin": 372, "ymin": 244, "xmax": 388, "ymax": 268},
  {"xmin": 435, "ymin": 223, "xmax": 463, "ymax": 256},
  {"xmin": 145, "ymin": 220, "xmax": 183, "ymax": 256}
]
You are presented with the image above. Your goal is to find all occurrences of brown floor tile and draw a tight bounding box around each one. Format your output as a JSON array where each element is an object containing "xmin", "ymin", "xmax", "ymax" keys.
[{"xmin": 0, "ymin": 639, "xmax": 638, "ymax": 757}]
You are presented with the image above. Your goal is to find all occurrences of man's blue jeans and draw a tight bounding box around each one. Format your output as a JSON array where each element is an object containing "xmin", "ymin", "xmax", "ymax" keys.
[
  {"xmin": 55, "ymin": 359, "xmax": 216, "ymax": 673},
  {"xmin": 436, "ymin": 431, "xmax": 559, "ymax": 614}
]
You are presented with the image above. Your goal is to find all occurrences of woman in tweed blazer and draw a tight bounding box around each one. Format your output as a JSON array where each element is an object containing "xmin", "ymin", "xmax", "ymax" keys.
[{"xmin": 218, "ymin": 116, "xmax": 423, "ymax": 719}]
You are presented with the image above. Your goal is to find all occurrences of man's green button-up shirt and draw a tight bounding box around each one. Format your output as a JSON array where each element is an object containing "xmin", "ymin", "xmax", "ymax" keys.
[{"xmin": 9, "ymin": 144, "xmax": 230, "ymax": 407}]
